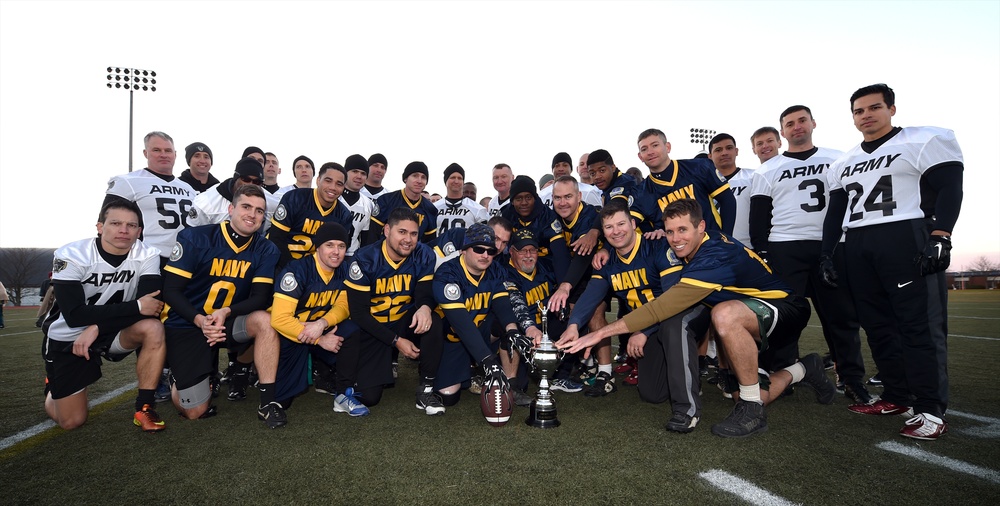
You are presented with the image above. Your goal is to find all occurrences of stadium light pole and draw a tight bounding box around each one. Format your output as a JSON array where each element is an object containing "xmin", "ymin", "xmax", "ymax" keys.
[
  {"xmin": 689, "ymin": 128, "xmax": 717, "ymax": 155},
  {"xmin": 106, "ymin": 67, "xmax": 157, "ymax": 172}
]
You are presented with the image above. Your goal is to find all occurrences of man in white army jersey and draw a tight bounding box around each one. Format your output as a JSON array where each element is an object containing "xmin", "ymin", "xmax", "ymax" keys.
[
  {"xmin": 487, "ymin": 163, "xmax": 514, "ymax": 218},
  {"xmin": 821, "ymin": 84, "xmax": 963, "ymax": 441},
  {"xmin": 105, "ymin": 131, "xmax": 195, "ymax": 268},
  {"xmin": 42, "ymin": 199, "xmax": 167, "ymax": 432},
  {"xmin": 435, "ymin": 163, "xmax": 488, "ymax": 234},
  {"xmin": 707, "ymin": 134, "xmax": 754, "ymax": 247},
  {"xmin": 748, "ymin": 106, "xmax": 868, "ymax": 402},
  {"xmin": 341, "ymin": 154, "xmax": 376, "ymax": 257}
]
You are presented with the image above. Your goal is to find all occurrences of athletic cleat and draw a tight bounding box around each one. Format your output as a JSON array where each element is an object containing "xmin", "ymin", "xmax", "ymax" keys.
[
  {"xmin": 799, "ymin": 353, "xmax": 836, "ymax": 404},
  {"xmin": 666, "ymin": 413, "xmax": 699, "ymax": 434},
  {"xmin": 313, "ymin": 373, "xmax": 336, "ymax": 395},
  {"xmin": 219, "ymin": 361, "xmax": 235, "ymax": 384},
  {"xmin": 843, "ymin": 381, "xmax": 875, "ymax": 405},
  {"xmin": 574, "ymin": 361, "xmax": 598, "ymax": 385},
  {"xmin": 613, "ymin": 358, "xmax": 634, "ymax": 375},
  {"xmin": 623, "ymin": 366, "xmax": 639, "ymax": 386},
  {"xmin": 849, "ymin": 399, "xmax": 909, "ymax": 416},
  {"xmin": 210, "ymin": 372, "xmax": 221, "ymax": 398},
  {"xmin": 613, "ymin": 351, "xmax": 628, "ymax": 364},
  {"xmin": 822, "ymin": 353, "xmax": 835, "ymax": 370},
  {"xmin": 584, "ymin": 371, "xmax": 617, "ymax": 397},
  {"xmin": 333, "ymin": 388, "xmax": 370, "ymax": 417},
  {"xmin": 154, "ymin": 369, "xmax": 171, "ymax": 403},
  {"xmin": 711, "ymin": 400, "xmax": 767, "ymax": 438},
  {"xmin": 900, "ymin": 413, "xmax": 947, "ymax": 440},
  {"xmin": 550, "ymin": 378, "xmax": 584, "ymax": 393},
  {"xmin": 698, "ymin": 356, "xmax": 710, "ymax": 377},
  {"xmin": 392, "ymin": 361, "xmax": 399, "ymax": 380},
  {"xmin": 511, "ymin": 389, "xmax": 533, "ymax": 407},
  {"xmin": 867, "ymin": 373, "xmax": 883, "ymax": 386},
  {"xmin": 836, "ymin": 380, "xmax": 845, "ymax": 395},
  {"xmin": 416, "ymin": 385, "xmax": 445, "ymax": 415},
  {"xmin": 257, "ymin": 402, "xmax": 287, "ymax": 429},
  {"xmin": 468, "ymin": 375, "xmax": 484, "ymax": 395},
  {"xmin": 228, "ymin": 379, "xmax": 248, "ymax": 402},
  {"xmin": 134, "ymin": 404, "xmax": 166, "ymax": 432}
]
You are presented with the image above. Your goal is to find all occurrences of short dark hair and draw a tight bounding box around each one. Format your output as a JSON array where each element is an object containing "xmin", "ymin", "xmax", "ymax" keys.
[
  {"xmin": 637, "ymin": 128, "xmax": 667, "ymax": 144},
  {"xmin": 98, "ymin": 197, "xmax": 142, "ymax": 225},
  {"xmin": 598, "ymin": 199, "xmax": 631, "ymax": 223},
  {"xmin": 464, "ymin": 182, "xmax": 476, "ymax": 188},
  {"xmin": 850, "ymin": 83, "xmax": 895, "ymax": 109},
  {"xmin": 663, "ymin": 198, "xmax": 703, "ymax": 224},
  {"xmin": 233, "ymin": 183, "xmax": 266, "ymax": 205},
  {"xmin": 492, "ymin": 163, "xmax": 511, "ymax": 172},
  {"xmin": 779, "ymin": 105, "xmax": 812, "ymax": 125},
  {"xmin": 487, "ymin": 215, "xmax": 513, "ymax": 233},
  {"xmin": 708, "ymin": 133, "xmax": 736, "ymax": 152},
  {"xmin": 751, "ymin": 126, "xmax": 779, "ymax": 144},
  {"xmin": 318, "ymin": 162, "xmax": 346, "ymax": 178},
  {"xmin": 386, "ymin": 208, "xmax": 420, "ymax": 228}
]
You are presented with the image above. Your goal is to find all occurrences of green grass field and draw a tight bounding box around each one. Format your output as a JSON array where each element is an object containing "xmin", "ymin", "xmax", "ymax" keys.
[{"xmin": 2, "ymin": 291, "xmax": 998, "ymax": 505}]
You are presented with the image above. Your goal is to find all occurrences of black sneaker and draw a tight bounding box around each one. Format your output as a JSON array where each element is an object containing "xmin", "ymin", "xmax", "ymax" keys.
[
  {"xmin": 799, "ymin": 353, "xmax": 835, "ymax": 404},
  {"xmin": 866, "ymin": 373, "xmax": 883, "ymax": 386},
  {"xmin": 711, "ymin": 400, "xmax": 767, "ymax": 438},
  {"xmin": 512, "ymin": 389, "xmax": 533, "ymax": 407},
  {"xmin": 822, "ymin": 354, "xmax": 835, "ymax": 370},
  {"xmin": 210, "ymin": 372, "xmax": 221, "ymax": 399},
  {"xmin": 228, "ymin": 366, "xmax": 250, "ymax": 401},
  {"xmin": 415, "ymin": 384, "xmax": 445, "ymax": 415},
  {"xmin": 698, "ymin": 356, "xmax": 710, "ymax": 377},
  {"xmin": 844, "ymin": 381, "xmax": 874, "ymax": 405},
  {"xmin": 257, "ymin": 402, "xmax": 287, "ymax": 429},
  {"xmin": 312, "ymin": 361, "xmax": 337, "ymax": 395},
  {"xmin": 584, "ymin": 371, "xmax": 617, "ymax": 397},
  {"xmin": 220, "ymin": 361, "xmax": 235, "ymax": 384},
  {"xmin": 666, "ymin": 413, "xmax": 699, "ymax": 434}
]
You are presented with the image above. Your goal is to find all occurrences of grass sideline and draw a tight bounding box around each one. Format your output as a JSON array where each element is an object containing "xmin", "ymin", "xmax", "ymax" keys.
[{"xmin": 1, "ymin": 292, "xmax": 998, "ymax": 504}]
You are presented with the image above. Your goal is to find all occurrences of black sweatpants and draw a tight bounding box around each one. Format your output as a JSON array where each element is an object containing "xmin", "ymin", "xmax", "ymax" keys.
[{"xmin": 637, "ymin": 305, "xmax": 710, "ymax": 418}]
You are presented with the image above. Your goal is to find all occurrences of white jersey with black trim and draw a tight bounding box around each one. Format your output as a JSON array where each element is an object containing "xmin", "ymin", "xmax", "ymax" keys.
[
  {"xmin": 537, "ymin": 182, "xmax": 604, "ymax": 209},
  {"xmin": 487, "ymin": 194, "xmax": 509, "ymax": 217},
  {"xmin": 434, "ymin": 197, "xmax": 489, "ymax": 234},
  {"xmin": 726, "ymin": 167, "xmax": 755, "ymax": 247},
  {"xmin": 45, "ymin": 238, "xmax": 161, "ymax": 342},
  {"xmin": 361, "ymin": 186, "xmax": 389, "ymax": 201},
  {"xmin": 750, "ymin": 147, "xmax": 843, "ymax": 242},
  {"xmin": 827, "ymin": 126, "xmax": 963, "ymax": 230},
  {"xmin": 342, "ymin": 193, "xmax": 374, "ymax": 256},
  {"xmin": 105, "ymin": 169, "xmax": 196, "ymax": 257},
  {"xmin": 187, "ymin": 183, "xmax": 280, "ymax": 233}
]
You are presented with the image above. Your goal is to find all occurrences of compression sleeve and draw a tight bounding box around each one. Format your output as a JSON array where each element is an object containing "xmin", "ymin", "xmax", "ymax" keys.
[
  {"xmin": 620, "ymin": 282, "xmax": 715, "ymax": 332},
  {"xmin": 347, "ymin": 286, "xmax": 397, "ymax": 345},
  {"xmin": 748, "ymin": 195, "xmax": 773, "ymax": 253},
  {"xmin": 715, "ymin": 188, "xmax": 737, "ymax": 235},
  {"xmin": 413, "ymin": 278, "xmax": 435, "ymax": 311},
  {"xmin": 162, "ymin": 271, "xmax": 204, "ymax": 324},
  {"xmin": 226, "ymin": 281, "xmax": 273, "ymax": 317},
  {"xmin": 923, "ymin": 161, "xmax": 964, "ymax": 233},
  {"xmin": 267, "ymin": 227, "xmax": 294, "ymax": 270},
  {"xmin": 821, "ymin": 189, "xmax": 849, "ymax": 257},
  {"xmin": 549, "ymin": 238, "xmax": 571, "ymax": 283},
  {"xmin": 504, "ymin": 282, "xmax": 539, "ymax": 333},
  {"xmin": 562, "ymin": 252, "xmax": 594, "ymax": 289}
]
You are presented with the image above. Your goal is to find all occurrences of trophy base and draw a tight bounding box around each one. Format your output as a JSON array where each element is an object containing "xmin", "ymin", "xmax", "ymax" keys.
[{"xmin": 526, "ymin": 399, "xmax": 560, "ymax": 428}]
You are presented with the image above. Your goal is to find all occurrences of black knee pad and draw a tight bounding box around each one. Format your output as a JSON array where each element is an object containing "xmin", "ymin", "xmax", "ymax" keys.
[{"xmin": 440, "ymin": 390, "xmax": 461, "ymax": 407}]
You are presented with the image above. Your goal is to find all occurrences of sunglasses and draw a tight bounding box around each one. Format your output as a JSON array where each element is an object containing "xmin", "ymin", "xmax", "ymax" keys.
[
  {"xmin": 471, "ymin": 246, "xmax": 499, "ymax": 256},
  {"xmin": 240, "ymin": 175, "xmax": 263, "ymax": 185}
]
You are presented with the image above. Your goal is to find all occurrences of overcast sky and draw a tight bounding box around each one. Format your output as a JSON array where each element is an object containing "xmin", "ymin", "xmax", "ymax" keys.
[{"xmin": 1, "ymin": 0, "xmax": 997, "ymax": 268}]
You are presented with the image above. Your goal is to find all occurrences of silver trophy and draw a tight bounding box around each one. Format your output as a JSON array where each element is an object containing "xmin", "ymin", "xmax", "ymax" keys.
[{"xmin": 526, "ymin": 301, "xmax": 561, "ymax": 428}]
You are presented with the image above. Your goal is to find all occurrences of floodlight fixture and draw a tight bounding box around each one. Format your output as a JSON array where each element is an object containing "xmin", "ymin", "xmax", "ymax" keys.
[{"xmin": 106, "ymin": 66, "xmax": 158, "ymax": 171}]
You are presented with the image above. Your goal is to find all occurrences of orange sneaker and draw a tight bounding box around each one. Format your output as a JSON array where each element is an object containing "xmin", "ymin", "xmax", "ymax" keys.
[{"xmin": 134, "ymin": 404, "xmax": 166, "ymax": 432}]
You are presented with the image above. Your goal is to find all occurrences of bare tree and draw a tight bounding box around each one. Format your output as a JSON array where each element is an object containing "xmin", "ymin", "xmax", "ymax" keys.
[
  {"xmin": 0, "ymin": 248, "xmax": 52, "ymax": 306},
  {"xmin": 967, "ymin": 255, "xmax": 1000, "ymax": 273}
]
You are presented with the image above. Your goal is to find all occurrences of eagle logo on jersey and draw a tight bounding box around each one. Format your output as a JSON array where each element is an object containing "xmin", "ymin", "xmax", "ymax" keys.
[
  {"xmin": 444, "ymin": 283, "xmax": 461, "ymax": 301},
  {"xmin": 188, "ymin": 208, "xmax": 198, "ymax": 220},
  {"xmin": 280, "ymin": 272, "xmax": 297, "ymax": 292},
  {"xmin": 349, "ymin": 261, "xmax": 363, "ymax": 281},
  {"xmin": 666, "ymin": 248, "xmax": 681, "ymax": 266},
  {"xmin": 52, "ymin": 258, "xmax": 68, "ymax": 273},
  {"xmin": 610, "ymin": 187, "xmax": 625, "ymax": 197},
  {"xmin": 551, "ymin": 221, "xmax": 563, "ymax": 233},
  {"xmin": 443, "ymin": 242, "xmax": 457, "ymax": 255},
  {"xmin": 274, "ymin": 204, "xmax": 287, "ymax": 221},
  {"xmin": 170, "ymin": 242, "xmax": 183, "ymax": 262}
]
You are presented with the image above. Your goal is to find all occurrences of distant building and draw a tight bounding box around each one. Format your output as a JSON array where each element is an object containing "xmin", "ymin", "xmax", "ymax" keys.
[{"xmin": 946, "ymin": 270, "xmax": 1000, "ymax": 290}]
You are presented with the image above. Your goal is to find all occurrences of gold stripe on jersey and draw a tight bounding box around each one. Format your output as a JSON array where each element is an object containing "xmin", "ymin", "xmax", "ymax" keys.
[
  {"xmin": 679, "ymin": 277, "xmax": 788, "ymax": 300},
  {"xmin": 164, "ymin": 265, "xmax": 193, "ymax": 279},
  {"xmin": 649, "ymin": 160, "xmax": 680, "ymax": 187}
]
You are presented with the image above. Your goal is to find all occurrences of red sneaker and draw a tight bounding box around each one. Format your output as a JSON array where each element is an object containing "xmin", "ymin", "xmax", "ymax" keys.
[
  {"xmin": 848, "ymin": 399, "xmax": 909, "ymax": 416},
  {"xmin": 623, "ymin": 365, "xmax": 639, "ymax": 386},
  {"xmin": 614, "ymin": 357, "xmax": 635, "ymax": 375},
  {"xmin": 900, "ymin": 413, "xmax": 947, "ymax": 440},
  {"xmin": 134, "ymin": 404, "xmax": 166, "ymax": 432}
]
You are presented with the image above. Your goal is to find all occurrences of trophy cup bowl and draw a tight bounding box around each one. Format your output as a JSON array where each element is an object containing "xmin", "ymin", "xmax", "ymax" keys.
[{"xmin": 527, "ymin": 302, "xmax": 561, "ymax": 428}]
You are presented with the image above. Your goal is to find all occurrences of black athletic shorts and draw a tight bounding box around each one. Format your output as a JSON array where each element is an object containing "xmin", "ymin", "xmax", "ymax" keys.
[
  {"xmin": 166, "ymin": 318, "xmax": 252, "ymax": 390},
  {"xmin": 737, "ymin": 294, "xmax": 810, "ymax": 352},
  {"xmin": 43, "ymin": 331, "xmax": 131, "ymax": 400}
]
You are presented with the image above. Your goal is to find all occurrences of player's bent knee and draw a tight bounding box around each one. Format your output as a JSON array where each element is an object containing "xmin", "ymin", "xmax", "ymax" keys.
[
  {"xmin": 55, "ymin": 411, "xmax": 88, "ymax": 430},
  {"xmin": 357, "ymin": 385, "xmax": 383, "ymax": 406},
  {"xmin": 176, "ymin": 376, "xmax": 211, "ymax": 414}
]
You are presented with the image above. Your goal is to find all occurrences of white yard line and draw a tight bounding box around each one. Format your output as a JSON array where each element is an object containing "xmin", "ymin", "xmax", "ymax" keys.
[
  {"xmin": 699, "ymin": 469, "xmax": 801, "ymax": 506},
  {"xmin": 0, "ymin": 381, "xmax": 137, "ymax": 451},
  {"xmin": 804, "ymin": 325, "xmax": 998, "ymax": 341},
  {"xmin": 877, "ymin": 441, "xmax": 1000, "ymax": 484}
]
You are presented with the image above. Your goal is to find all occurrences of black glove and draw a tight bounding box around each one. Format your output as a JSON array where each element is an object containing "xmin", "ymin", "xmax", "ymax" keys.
[
  {"xmin": 818, "ymin": 254, "xmax": 838, "ymax": 288},
  {"xmin": 916, "ymin": 235, "xmax": 952, "ymax": 276},
  {"xmin": 481, "ymin": 355, "xmax": 510, "ymax": 393},
  {"xmin": 504, "ymin": 328, "xmax": 533, "ymax": 359}
]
